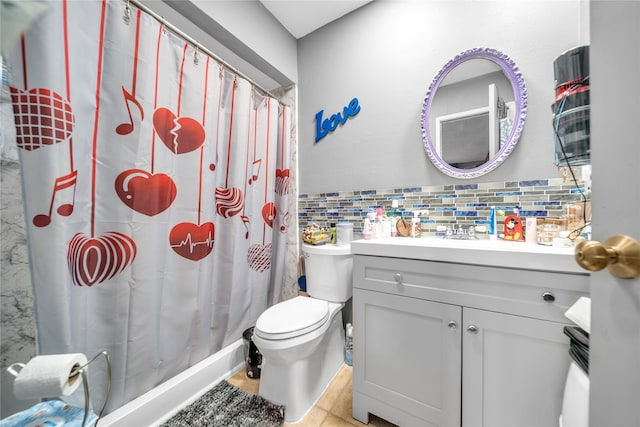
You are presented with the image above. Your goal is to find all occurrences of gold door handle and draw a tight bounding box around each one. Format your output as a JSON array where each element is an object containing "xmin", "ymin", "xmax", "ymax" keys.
[{"xmin": 575, "ymin": 235, "xmax": 640, "ymax": 279}]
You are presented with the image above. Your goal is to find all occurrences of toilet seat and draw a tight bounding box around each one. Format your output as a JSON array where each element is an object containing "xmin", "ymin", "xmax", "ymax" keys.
[{"xmin": 255, "ymin": 297, "xmax": 329, "ymax": 340}]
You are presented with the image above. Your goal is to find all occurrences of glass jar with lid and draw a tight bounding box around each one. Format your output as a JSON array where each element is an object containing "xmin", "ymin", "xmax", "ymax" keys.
[
  {"xmin": 536, "ymin": 218, "xmax": 563, "ymax": 245},
  {"xmin": 562, "ymin": 204, "xmax": 584, "ymax": 233}
]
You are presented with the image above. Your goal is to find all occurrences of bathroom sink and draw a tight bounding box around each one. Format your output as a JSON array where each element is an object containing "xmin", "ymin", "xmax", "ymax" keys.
[{"xmin": 350, "ymin": 237, "xmax": 586, "ymax": 274}]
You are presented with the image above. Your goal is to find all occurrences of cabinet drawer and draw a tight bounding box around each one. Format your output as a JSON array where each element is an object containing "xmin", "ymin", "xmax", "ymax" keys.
[{"xmin": 353, "ymin": 255, "xmax": 590, "ymax": 323}]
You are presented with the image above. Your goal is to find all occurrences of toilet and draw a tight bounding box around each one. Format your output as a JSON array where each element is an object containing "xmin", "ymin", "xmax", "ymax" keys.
[
  {"xmin": 252, "ymin": 243, "xmax": 353, "ymax": 423},
  {"xmin": 560, "ymin": 297, "xmax": 590, "ymax": 427},
  {"xmin": 559, "ymin": 362, "xmax": 589, "ymax": 427}
]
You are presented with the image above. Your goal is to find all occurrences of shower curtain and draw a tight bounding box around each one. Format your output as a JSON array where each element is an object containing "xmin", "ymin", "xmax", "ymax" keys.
[{"xmin": 4, "ymin": 0, "xmax": 294, "ymax": 412}]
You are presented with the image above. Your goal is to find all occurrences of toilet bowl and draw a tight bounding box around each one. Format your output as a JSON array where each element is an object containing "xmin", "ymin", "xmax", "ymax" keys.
[
  {"xmin": 252, "ymin": 244, "xmax": 353, "ymax": 423},
  {"xmin": 559, "ymin": 362, "xmax": 589, "ymax": 427}
]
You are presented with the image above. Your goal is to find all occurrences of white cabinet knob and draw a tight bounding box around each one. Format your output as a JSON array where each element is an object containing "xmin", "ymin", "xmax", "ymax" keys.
[
  {"xmin": 467, "ymin": 325, "xmax": 478, "ymax": 334},
  {"xmin": 447, "ymin": 321, "xmax": 458, "ymax": 329}
]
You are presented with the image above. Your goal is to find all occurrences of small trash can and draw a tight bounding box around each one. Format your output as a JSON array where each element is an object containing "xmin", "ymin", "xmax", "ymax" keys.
[{"xmin": 242, "ymin": 327, "xmax": 262, "ymax": 379}]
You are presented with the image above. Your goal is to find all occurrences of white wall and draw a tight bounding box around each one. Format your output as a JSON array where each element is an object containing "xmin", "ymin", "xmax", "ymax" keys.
[
  {"xmin": 297, "ymin": 0, "xmax": 590, "ymax": 194},
  {"xmin": 190, "ymin": 0, "xmax": 297, "ymax": 83}
]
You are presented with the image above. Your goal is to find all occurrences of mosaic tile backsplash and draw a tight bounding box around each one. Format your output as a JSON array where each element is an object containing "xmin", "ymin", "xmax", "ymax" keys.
[{"xmin": 299, "ymin": 178, "xmax": 588, "ymax": 238}]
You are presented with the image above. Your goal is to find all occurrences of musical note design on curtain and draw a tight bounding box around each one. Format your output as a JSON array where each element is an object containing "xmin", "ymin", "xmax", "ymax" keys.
[
  {"xmin": 115, "ymin": 8, "xmax": 144, "ymax": 136},
  {"xmin": 248, "ymin": 99, "xmax": 263, "ymax": 186},
  {"xmin": 249, "ymin": 159, "xmax": 262, "ymax": 185},
  {"xmin": 32, "ymin": 171, "xmax": 78, "ymax": 227}
]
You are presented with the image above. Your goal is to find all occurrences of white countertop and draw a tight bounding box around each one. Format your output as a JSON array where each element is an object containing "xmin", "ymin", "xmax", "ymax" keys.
[{"xmin": 350, "ymin": 237, "xmax": 588, "ymax": 274}]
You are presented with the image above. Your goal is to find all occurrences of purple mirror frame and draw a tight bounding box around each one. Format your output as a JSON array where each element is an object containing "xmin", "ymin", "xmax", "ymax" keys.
[{"xmin": 420, "ymin": 47, "xmax": 527, "ymax": 179}]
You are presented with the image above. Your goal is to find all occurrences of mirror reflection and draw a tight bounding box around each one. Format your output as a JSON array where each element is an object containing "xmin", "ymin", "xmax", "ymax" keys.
[
  {"xmin": 421, "ymin": 48, "xmax": 527, "ymax": 179},
  {"xmin": 430, "ymin": 59, "xmax": 515, "ymax": 169}
]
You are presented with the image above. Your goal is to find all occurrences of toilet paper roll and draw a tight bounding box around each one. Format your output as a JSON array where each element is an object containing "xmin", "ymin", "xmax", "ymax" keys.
[{"xmin": 11, "ymin": 353, "xmax": 87, "ymax": 400}]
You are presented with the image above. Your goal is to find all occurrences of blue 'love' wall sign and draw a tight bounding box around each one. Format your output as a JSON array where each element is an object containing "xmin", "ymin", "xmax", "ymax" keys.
[{"xmin": 315, "ymin": 97, "xmax": 361, "ymax": 143}]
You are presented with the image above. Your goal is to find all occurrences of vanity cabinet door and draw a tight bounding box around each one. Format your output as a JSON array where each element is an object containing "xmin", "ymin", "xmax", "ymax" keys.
[
  {"xmin": 352, "ymin": 288, "xmax": 462, "ymax": 427},
  {"xmin": 462, "ymin": 308, "xmax": 572, "ymax": 427}
]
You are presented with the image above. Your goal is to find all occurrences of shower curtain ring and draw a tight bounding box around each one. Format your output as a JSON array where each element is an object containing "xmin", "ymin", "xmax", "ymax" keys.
[
  {"xmin": 123, "ymin": 0, "xmax": 131, "ymax": 24},
  {"xmin": 194, "ymin": 44, "xmax": 200, "ymax": 65}
]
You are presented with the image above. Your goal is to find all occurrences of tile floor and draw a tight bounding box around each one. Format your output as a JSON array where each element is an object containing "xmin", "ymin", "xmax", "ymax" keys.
[{"xmin": 227, "ymin": 364, "xmax": 397, "ymax": 427}]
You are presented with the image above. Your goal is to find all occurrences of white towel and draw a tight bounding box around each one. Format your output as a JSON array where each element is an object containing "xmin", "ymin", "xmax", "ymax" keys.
[{"xmin": 565, "ymin": 296, "xmax": 591, "ymax": 333}]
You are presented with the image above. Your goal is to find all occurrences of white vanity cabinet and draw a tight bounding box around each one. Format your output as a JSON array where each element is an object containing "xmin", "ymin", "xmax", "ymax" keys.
[{"xmin": 350, "ymin": 239, "xmax": 590, "ymax": 427}]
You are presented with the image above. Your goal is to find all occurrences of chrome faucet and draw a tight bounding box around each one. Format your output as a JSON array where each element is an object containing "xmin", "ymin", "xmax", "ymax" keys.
[{"xmin": 443, "ymin": 225, "xmax": 478, "ymax": 240}]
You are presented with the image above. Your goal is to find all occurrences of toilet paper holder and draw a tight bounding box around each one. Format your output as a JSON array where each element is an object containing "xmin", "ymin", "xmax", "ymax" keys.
[
  {"xmin": 71, "ymin": 350, "xmax": 112, "ymax": 427},
  {"xmin": 7, "ymin": 351, "xmax": 111, "ymax": 427}
]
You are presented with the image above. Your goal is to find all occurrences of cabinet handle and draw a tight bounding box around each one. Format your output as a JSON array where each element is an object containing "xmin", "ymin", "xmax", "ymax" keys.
[
  {"xmin": 467, "ymin": 325, "xmax": 478, "ymax": 334},
  {"xmin": 447, "ymin": 321, "xmax": 458, "ymax": 329},
  {"xmin": 541, "ymin": 292, "xmax": 556, "ymax": 302},
  {"xmin": 393, "ymin": 273, "xmax": 402, "ymax": 284}
]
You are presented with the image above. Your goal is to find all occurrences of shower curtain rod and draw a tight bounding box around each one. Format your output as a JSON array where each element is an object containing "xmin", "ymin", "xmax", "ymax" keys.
[{"xmin": 127, "ymin": 0, "xmax": 277, "ymax": 98}]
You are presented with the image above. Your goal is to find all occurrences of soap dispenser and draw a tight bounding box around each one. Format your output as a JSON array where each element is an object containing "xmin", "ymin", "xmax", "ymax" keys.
[{"xmin": 363, "ymin": 208, "xmax": 375, "ymax": 240}]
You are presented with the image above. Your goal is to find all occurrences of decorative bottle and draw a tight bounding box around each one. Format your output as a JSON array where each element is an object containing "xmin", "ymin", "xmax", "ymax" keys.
[
  {"xmin": 374, "ymin": 208, "xmax": 383, "ymax": 238},
  {"xmin": 410, "ymin": 212, "xmax": 421, "ymax": 238}
]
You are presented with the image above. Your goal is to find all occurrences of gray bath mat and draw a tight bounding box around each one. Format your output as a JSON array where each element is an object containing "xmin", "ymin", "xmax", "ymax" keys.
[{"xmin": 161, "ymin": 380, "xmax": 284, "ymax": 427}]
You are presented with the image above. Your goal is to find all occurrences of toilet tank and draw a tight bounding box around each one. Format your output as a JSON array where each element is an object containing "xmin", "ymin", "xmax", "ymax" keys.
[{"xmin": 302, "ymin": 244, "xmax": 353, "ymax": 302}]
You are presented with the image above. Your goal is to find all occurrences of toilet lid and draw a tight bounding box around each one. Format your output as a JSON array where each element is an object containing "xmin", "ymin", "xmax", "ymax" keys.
[{"xmin": 255, "ymin": 297, "xmax": 329, "ymax": 340}]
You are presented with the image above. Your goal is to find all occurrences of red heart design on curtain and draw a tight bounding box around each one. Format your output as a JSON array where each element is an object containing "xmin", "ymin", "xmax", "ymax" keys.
[
  {"xmin": 275, "ymin": 168, "xmax": 290, "ymax": 196},
  {"xmin": 67, "ymin": 232, "xmax": 137, "ymax": 287},
  {"xmin": 247, "ymin": 243, "xmax": 272, "ymax": 272},
  {"xmin": 115, "ymin": 169, "xmax": 177, "ymax": 216},
  {"xmin": 215, "ymin": 187, "xmax": 244, "ymax": 218},
  {"xmin": 262, "ymin": 202, "xmax": 276, "ymax": 228},
  {"xmin": 153, "ymin": 107, "xmax": 206, "ymax": 154},
  {"xmin": 10, "ymin": 87, "xmax": 75, "ymax": 151},
  {"xmin": 169, "ymin": 222, "xmax": 215, "ymax": 261}
]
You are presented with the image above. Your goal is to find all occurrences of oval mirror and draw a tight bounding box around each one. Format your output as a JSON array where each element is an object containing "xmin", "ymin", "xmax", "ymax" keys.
[{"xmin": 420, "ymin": 48, "xmax": 527, "ymax": 178}]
